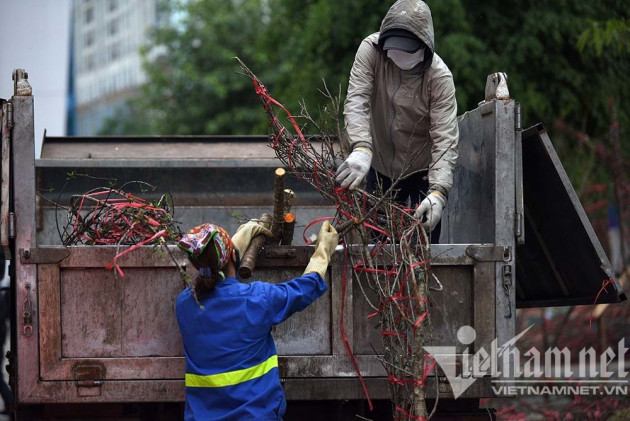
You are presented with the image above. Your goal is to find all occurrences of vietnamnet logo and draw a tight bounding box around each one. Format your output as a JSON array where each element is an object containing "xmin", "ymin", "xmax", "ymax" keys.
[{"xmin": 424, "ymin": 326, "xmax": 629, "ymax": 399}]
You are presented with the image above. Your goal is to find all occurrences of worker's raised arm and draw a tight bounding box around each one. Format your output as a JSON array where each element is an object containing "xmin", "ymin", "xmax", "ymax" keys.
[
  {"xmin": 336, "ymin": 36, "xmax": 380, "ymax": 190},
  {"xmin": 265, "ymin": 222, "xmax": 338, "ymax": 325},
  {"xmin": 343, "ymin": 35, "xmax": 378, "ymax": 153},
  {"xmin": 427, "ymin": 64, "xmax": 459, "ymax": 197}
]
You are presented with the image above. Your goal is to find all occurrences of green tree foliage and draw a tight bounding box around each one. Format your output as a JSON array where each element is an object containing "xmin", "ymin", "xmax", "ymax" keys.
[
  {"xmin": 101, "ymin": 0, "xmax": 629, "ymax": 199},
  {"xmin": 258, "ymin": 0, "xmax": 390, "ymax": 116},
  {"xmin": 102, "ymin": 0, "xmax": 272, "ymax": 135},
  {"xmin": 435, "ymin": 0, "xmax": 629, "ymax": 211},
  {"xmin": 578, "ymin": 17, "xmax": 630, "ymax": 56}
]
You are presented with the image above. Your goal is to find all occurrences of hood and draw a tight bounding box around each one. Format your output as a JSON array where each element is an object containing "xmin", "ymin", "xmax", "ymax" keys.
[{"xmin": 379, "ymin": 0, "xmax": 435, "ymax": 63}]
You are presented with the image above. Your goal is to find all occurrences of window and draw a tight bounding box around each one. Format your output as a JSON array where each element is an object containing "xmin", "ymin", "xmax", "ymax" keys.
[
  {"xmin": 108, "ymin": 0, "xmax": 117, "ymax": 12},
  {"xmin": 85, "ymin": 55, "xmax": 95, "ymax": 71},
  {"xmin": 84, "ymin": 31, "xmax": 94, "ymax": 48},
  {"xmin": 85, "ymin": 7, "xmax": 93, "ymax": 24},
  {"xmin": 108, "ymin": 19, "xmax": 119, "ymax": 36},
  {"xmin": 110, "ymin": 42, "xmax": 121, "ymax": 61}
]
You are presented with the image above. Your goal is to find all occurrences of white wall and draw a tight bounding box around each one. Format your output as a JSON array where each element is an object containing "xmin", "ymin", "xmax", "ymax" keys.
[{"xmin": 0, "ymin": 0, "xmax": 72, "ymax": 158}]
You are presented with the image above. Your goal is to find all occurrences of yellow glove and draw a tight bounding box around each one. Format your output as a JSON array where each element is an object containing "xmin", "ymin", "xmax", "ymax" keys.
[
  {"xmin": 303, "ymin": 221, "xmax": 339, "ymax": 278},
  {"xmin": 231, "ymin": 220, "xmax": 272, "ymax": 253}
]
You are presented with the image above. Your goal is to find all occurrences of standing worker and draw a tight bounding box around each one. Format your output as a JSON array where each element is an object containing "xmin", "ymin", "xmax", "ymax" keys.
[
  {"xmin": 176, "ymin": 220, "xmax": 338, "ymax": 420},
  {"xmin": 336, "ymin": 0, "xmax": 459, "ymax": 242}
]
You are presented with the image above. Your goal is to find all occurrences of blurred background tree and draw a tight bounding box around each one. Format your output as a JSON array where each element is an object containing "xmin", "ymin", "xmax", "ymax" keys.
[
  {"xmin": 101, "ymin": 0, "xmax": 629, "ymax": 145},
  {"xmin": 100, "ymin": 0, "xmax": 629, "ymax": 235}
]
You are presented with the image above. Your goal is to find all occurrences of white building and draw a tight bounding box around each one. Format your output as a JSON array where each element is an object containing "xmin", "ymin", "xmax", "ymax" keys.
[{"xmin": 72, "ymin": 0, "xmax": 157, "ymax": 135}]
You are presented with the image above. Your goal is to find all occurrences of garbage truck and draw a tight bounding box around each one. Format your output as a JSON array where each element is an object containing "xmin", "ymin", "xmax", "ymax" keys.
[{"xmin": 1, "ymin": 69, "xmax": 625, "ymax": 419}]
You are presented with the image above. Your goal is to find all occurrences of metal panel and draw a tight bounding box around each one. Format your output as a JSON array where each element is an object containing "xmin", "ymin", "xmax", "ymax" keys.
[
  {"xmin": 59, "ymin": 268, "xmax": 184, "ymax": 357},
  {"xmin": 1, "ymin": 101, "xmax": 11, "ymax": 257},
  {"xmin": 61, "ymin": 269, "xmax": 125, "ymax": 357},
  {"xmin": 38, "ymin": 135, "xmax": 336, "ymax": 168},
  {"xmin": 12, "ymin": 94, "xmax": 40, "ymax": 404},
  {"xmin": 352, "ymin": 266, "xmax": 475, "ymax": 354},
  {"xmin": 440, "ymin": 99, "xmax": 517, "ymax": 376},
  {"xmin": 30, "ymin": 243, "xmax": 501, "ymax": 403},
  {"xmin": 37, "ymin": 206, "xmax": 336, "ymax": 247},
  {"xmin": 516, "ymin": 124, "xmax": 626, "ymax": 307},
  {"xmin": 440, "ymin": 102, "xmax": 498, "ymax": 244},
  {"xmin": 491, "ymin": 100, "xmax": 517, "ymax": 378},
  {"xmin": 514, "ymin": 103, "xmax": 525, "ymax": 245},
  {"xmin": 38, "ymin": 247, "xmax": 189, "ymax": 385},
  {"xmin": 35, "ymin": 166, "xmax": 325, "ymax": 208},
  {"xmin": 255, "ymin": 267, "xmax": 332, "ymax": 355}
]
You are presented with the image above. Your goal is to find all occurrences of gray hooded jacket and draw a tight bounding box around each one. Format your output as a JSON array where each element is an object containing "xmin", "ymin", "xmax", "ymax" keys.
[{"xmin": 344, "ymin": 0, "xmax": 458, "ymax": 196}]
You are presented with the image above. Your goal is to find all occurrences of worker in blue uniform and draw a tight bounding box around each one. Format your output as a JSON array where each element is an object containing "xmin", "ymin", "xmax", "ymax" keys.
[{"xmin": 176, "ymin": 219, "xmax": 339, "ymax": 420}]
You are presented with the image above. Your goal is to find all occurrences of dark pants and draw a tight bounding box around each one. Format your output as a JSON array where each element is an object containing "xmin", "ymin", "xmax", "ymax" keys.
[{"xmin": 366, "ymin": 168, "xmax": 441, "ymax": 244}]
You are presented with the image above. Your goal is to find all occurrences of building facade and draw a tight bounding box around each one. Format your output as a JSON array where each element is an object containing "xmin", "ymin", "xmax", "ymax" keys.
[{"xmin": 71, "ymin": 0, "xmax": 157, "ymax": 135}]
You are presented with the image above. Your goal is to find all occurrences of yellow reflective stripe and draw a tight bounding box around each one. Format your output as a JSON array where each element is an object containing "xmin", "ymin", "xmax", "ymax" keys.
[{"xmin": 186, "ymin": 355, "xmax": 278, "ymax": 388}]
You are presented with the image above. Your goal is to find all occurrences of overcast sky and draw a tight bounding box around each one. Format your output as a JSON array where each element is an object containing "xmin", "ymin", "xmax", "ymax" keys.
[{"xmin": 0, "ymin": 0, "xmax": 72, "ymax": 158}]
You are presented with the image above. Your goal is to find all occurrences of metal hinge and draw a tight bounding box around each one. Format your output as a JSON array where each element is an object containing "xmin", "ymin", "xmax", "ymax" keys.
[
  {"xmin": 6, "ymin": 102, "xmax": 12, "ymax": 129},
  {"xmin": 22, "ymin": 283, "xmax": 33, "ymax": 337},
  {"xmin": 20, "ymin": 247, "xmax": 71, "ymax": 264},
  {"xmin": 265, "ymin": 247, "xmax": 296, "ymax": 259},
  {"xmin": 8, "ymin": 212, "xmax": 15, "ymax": 239},
  {"xmin": 515, "ymin": 212, "xmax": 523, "ymax": 241},
  {"xmin": 503, "ymin": 265, "xmax": 513, "ymax": 319},
  {"xmin": 466, "ymin": 245, "xmax": 512, "ymax": 262},
  {"xmin": 73, "ymin": 362, "xmax": 105, "ymax": 397},
  {"xmin": 515, "ymin": 103, "xmax": 521, "ymax": 131}
]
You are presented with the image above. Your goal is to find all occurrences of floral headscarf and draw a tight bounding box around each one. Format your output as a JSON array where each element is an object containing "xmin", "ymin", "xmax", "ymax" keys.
[{"xmin": 177, "ymin": 223, "xmax": 235, "ymax": 278}]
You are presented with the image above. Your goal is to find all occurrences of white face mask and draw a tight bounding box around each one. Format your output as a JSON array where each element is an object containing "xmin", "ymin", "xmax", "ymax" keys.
[{"xmin": 388, "ymin": 48, "xmax": 425, "ymax": 70}]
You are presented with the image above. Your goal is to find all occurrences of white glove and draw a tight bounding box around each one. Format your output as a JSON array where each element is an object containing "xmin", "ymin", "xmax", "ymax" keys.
[
  {"xmin": 303, "ymin": 221, "xmax": 339, "ymax": 278},
  {"xmin": 335, "ymin": 147, "xmax": 372, "ymax": 190},
  {"xmin": 414, "ymin": 191, "xmax": 446, "ymax": 232},
  {"xmin": 231, "ymin": 219, "xmax": 272, "ymax": 253}
]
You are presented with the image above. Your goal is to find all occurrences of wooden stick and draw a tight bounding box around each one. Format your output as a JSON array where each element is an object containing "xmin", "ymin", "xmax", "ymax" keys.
[
  {"xmin": 269, "ymin": 168, "xmax": 286, "ymax": 244},
  {"xmin": 280, "ymin": 212, "xmax": 296, "ymax": 245},
  {"xmin": 239, "ymin": 213, "xmax": 272, "ymax": 279},
  {"xmin": 283, "ymin": 189, "xmax": 296, "ymax": 214},
  {"xmin": 335, "ymin": 216, "xmax": 359, "ymax": 237}
]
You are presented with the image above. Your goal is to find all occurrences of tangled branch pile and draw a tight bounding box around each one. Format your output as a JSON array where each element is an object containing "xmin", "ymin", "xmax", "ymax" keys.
[
  {"xmin": 238, "ymin": 59, "xmax": 438, "ymax": 420},
  {"xmin": 62, "ymin": 183, "xmax": 179, "ymax": 246},
  {"xmin": 60, "ymin": 182, "xmax": 181, "ymax": 276}
]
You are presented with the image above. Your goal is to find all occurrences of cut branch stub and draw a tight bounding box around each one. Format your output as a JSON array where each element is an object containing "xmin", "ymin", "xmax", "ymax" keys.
[
  {"xmin": 269, "ymin": 168, "xmax": 286, "ymax": 244},
  {"xmin": 283, "ymin": 189, "xmax": 296, "ymax": 214},
  {"xmin": 280, "ymin": 212, "xmax": 296, "ymax": 245},
  {"xmin": 239, "ymin": 213, "xmax": 273, "ymax": 279}
]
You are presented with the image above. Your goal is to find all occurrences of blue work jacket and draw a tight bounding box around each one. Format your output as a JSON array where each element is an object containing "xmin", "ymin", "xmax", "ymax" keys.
[{"xmin": 176, "ymin": 272, "xmax": 327, "ymax": 421}]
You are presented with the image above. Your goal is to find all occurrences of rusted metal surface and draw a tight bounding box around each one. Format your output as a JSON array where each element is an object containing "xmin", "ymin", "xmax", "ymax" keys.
[
  {"xmin": 466, "ymin": 245, "xmax": 512, "ymax": 262},
  {"xmin": 492, "ymin": 99, "xmax": 517, "ymax": 373},
  {"xmin": 38, "ymin": 135, "xmax": 338, "ymax": 168},
  {"xmin": 255, "ymin": 266, "xmax": 332, "ymax": 355},
  {"xmin": 58, "ymin": 245, "xmax": 189, "ymax": 268},
  {"xmin": 514, "ymin": 103, "xmax": 525, "ymax": 245},
  {"xmin": 1, "ymin": 101, "xmax": 11, "ymax": 257},
  {"xmin": 19, "ymin": 246, "xmax": 70, "ymax": 264},
  {"xmin": 265, "ymin": 247, "xmax": 297, "ymax": 259},
  {"xmin": 12, "ymin": 92, "xmax": 39, "ymax": 404},
  {"xmin": 60, "ymin": 268, "xmax": 182, "ymax": 357},
  {"xmin": 257, "ymin": 245, "xmax": 315, "ymax": 267},
  {"xmin": 73, "ymin": 363, "xmax": 105, "ymax": 397}
]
